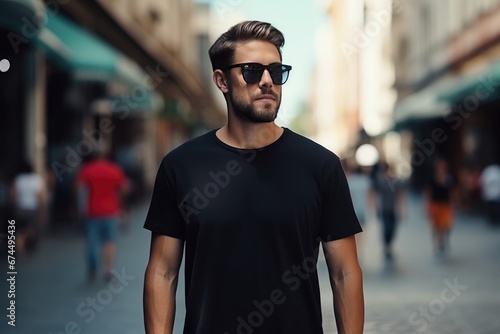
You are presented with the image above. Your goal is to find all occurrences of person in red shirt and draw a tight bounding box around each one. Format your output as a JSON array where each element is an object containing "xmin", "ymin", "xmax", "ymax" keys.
[{"xmin": 76, "ymin": 148, "xmax": 129, "ymax": 281}]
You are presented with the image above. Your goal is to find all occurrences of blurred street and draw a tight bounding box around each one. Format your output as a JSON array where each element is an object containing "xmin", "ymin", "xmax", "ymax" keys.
[
  {"xmin": 321, "ymin": 192, "xmax": 500, "ymax": 334},
  {"xmin": 3, "ymin": 0, "xmax": 500, "ymax": 333},
  {"xmin": 1, "ymin": 192, "xmax": 499, "ymax": 334}
]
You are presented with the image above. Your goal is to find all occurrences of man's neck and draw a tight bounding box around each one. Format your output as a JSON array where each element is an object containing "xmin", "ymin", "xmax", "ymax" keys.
[{"xmin": 216, "ymin": 122, "xmax": 284, "ymax": 149}]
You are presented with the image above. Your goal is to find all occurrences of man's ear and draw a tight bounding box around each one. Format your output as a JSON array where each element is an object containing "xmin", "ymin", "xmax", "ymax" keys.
[{"xmin": 213, "ymin": 69, "xmax": 229, "ymax": 93}]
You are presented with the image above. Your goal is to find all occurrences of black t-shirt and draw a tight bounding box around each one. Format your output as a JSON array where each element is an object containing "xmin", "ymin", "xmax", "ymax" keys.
[{"xmin": 144, "ymin": 128, "xmax": 361, "ymax": 334}]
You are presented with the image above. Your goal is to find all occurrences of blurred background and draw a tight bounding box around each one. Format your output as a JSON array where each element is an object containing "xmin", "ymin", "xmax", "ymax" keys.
[{"xmin": 1, "ymin": 0, "xmax": 500, "ymax": 333}]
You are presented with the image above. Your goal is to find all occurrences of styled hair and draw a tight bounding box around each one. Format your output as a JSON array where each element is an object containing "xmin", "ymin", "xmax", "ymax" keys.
[{"xmin": 208, "ymin": 21, "xmax": 285, "ymax": 71}]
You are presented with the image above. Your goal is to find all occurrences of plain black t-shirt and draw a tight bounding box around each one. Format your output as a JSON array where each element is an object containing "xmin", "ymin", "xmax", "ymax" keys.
[{"xmin": 144, "ymin": 128, "xmax": 362, "ymax": 334}]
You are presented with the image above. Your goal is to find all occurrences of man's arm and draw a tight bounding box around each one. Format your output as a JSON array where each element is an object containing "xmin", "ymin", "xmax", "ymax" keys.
[
  {"xmin": 322, "ymin": 235, "xmax": 364, "ymax": 334},
  {"xmin": 144, "ymin": 233, "xmax": 184, "ymax": 334}
]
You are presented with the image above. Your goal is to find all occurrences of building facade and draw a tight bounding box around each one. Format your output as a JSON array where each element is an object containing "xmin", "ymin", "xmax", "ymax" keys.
[
  {"xmin": 0, "ymin": 0, "xmax": 223, "ymax": 225},
  {"xmin": 311, "ymin": 0, "xmax": 395, "ymax": 163},
  {"xmin": 391, "ymin": 0, "xmax": 500, "ymax": 198}
]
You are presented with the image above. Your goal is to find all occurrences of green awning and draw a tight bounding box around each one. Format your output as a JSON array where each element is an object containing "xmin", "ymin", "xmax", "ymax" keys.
[
  {"xmin": 34, "ymin": 10, "xmax": 157, "ymax": 110},
  {"xmin": 393, "ymin": 79, "xmax": 452, "ymax": 128},
  {"xmin": 437, "ymin": 62, "xmax": 500, "ymax": 104},
  {"xmin": 0, "ymin": 0, "xmax": 44, "ymax": 36},
  {"xmin": 35, "ymin": 11, "xmax": 142, "ymax": 82}
]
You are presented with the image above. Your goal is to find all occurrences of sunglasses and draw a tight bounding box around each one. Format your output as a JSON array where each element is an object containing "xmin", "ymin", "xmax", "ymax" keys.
[{"xmin": 222, "ymin": 62, "xmax": 292, "ymax": 85}]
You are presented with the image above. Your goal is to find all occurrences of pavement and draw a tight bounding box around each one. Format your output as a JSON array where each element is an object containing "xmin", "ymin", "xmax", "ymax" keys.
[{"xmin": 1, "ymin": 193, "xmax": 500, "ymax": 334}]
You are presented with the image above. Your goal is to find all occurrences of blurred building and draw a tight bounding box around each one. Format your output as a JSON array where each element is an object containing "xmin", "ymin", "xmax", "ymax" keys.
[
  {"xmin": 1, "ymin": 0, "xmax": 224, "ymax": 224},
  {"xmin": 391, "ymin": 0, "xmax": 500, "ymax": 195},
  {"xmin": 311, "ymin": 0, "xmax": 396, "ymax": 159},
  {"xmin": 310, "ymin": 0, "xmax": 361, "ymax": 155}
]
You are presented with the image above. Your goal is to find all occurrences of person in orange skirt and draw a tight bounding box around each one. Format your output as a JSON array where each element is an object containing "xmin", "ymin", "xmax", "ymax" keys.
[{"xmin": 424, "ymin": 158, "xmax": 457, "ymax": 255}]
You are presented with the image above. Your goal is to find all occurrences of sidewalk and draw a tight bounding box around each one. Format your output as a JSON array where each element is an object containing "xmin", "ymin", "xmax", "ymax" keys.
[
  {"xmin": 1, "ymin": 204, "xmax": 152, "ymax": 334},
  {"xmin": 1, "ymin": 194, "xmax": 499, "ymax": 333},
  {"xmin": 318, "ymin": 192, "xmax": 500, "ymax": 333}
]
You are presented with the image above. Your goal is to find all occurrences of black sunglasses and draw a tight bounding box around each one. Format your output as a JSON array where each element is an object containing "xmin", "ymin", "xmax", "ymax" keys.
[{"xmin": 222, "ymin": 62, "xmax": 292, "ymax": 85}]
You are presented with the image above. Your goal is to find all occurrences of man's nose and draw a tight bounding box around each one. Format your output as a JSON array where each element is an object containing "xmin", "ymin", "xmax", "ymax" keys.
[{"xmin": 259, "ymin": 69, "xmax": 273, "ymax": 87}]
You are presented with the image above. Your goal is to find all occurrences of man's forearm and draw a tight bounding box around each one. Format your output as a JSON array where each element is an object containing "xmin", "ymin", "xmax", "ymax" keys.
[
  {"xmin": 332, "ymin": 268, "xmax": 364, "ymax": 334},
  {"xmin": 144, "ymin": 264, "xmax": 179, "ymax": 334}
]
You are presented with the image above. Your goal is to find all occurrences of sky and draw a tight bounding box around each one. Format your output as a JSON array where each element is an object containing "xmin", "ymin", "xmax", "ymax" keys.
[{"xmin": 195, "ymin": 0, "xmax": 329, "ymax": 124}]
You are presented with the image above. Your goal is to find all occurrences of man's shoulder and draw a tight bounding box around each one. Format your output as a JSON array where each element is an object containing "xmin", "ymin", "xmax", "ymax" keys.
[
  {"xmin": 285, "ymin": 128, "xmax": 340, "ymax": 162},
  {"xmin": 161, "ymin": 130, "xmax": 216, "ymax": 163}
]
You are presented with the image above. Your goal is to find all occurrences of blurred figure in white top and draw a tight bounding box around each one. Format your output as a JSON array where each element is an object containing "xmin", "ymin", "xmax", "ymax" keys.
[
  {"xmin": 479, "ymin": 163, "xmax": 500, "ymax": 226},
  {"xmin": 11, "ymin": 161, "xmax": 48, "ymax": 253}
]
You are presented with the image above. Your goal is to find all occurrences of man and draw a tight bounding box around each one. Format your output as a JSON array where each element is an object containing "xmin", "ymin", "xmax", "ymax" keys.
[
  {"xmin": 424, "ymin": 158, "xmax": 456, "ymax": 255},
  {"xmin": 479, "ymin": 162, "xmax": 500, "ymax": 225},
  {"xmin": 143, "ymin": 21, "xmax": 364, "ymax": 334},
  {"xmin": 76, "ymin": 147, "xmax": 129, "ymax": 281},
  {"xmin": 369, "ymin": 162, "xmax": 406, "ymax": 262}
]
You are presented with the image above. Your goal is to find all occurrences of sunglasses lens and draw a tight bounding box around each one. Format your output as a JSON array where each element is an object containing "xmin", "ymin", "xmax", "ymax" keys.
[
  {"xmin": 242, "ymin": 64, "xmax": 264, "ymax": 84},
  {"xmin": 268, "ymin": 64, "xmax": 290, "ymax": 85},
  {"xmin": 239, "ymin": 63, "xmax": 291, "ymax": 85}
]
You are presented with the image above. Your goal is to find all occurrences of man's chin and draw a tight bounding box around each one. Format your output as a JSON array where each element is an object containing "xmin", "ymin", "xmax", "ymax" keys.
[{"xmin": 252, "ymin": 109, "xmax": 278, "ymax": 123}]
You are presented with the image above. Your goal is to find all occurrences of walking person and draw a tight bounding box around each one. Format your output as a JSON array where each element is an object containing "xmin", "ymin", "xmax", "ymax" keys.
[
  {"xmin": 479, "ymin": 162, "xmax": 500, "ymax": 226},
  {"xmin": 424, "ymin": 158, "xmax": 456, "ymax": 255},
  {"xmin": 346, "ymin": 161, "xmax": 375, "ymax": 260},
  {"xmin": 76, "ymin": 147, "xmax": 129, "ymax": 281},
  {"xmin": 370, "ymin": 162, "xmax": 406, "ymax": 262},
  {"xmin": 346, "ymin": 163, "xmax": 373, "ymax": 227},
  {"xmin": 11, "ymin": 161, "xmax": 48, "ymax": 254},
  {"xmin": 143, "ymin": 21, "xmax": 364, "ymax": 334}
]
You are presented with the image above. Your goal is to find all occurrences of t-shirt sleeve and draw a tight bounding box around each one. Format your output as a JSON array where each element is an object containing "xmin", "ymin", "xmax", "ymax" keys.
[
  {"xmin": 143, "ymin": 159, "xmax": 186, "ymax": 240},
  {"xmin": 319, "ymin": 158, "xmax": 363, "ymax": 242}
]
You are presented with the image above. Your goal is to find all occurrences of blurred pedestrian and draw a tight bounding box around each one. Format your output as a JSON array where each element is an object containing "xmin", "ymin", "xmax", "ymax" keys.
[
  {"xmin": 479, "ymin": 163, "xmax": 500, "ymax": 226},
  {"xmin": 370, "ymin": 162, "xmax": 406, "ymax": 262},
  {"xmin": 10, "ymin": 161, "xmax": 48, "ymax": 254},
  {"xmin": 143, "ymin": 21, "xmax": 364, "ymax": 334},
  {"xmin": 346, "ymin": 162, "xmax": 375, "ymax": 259},
  {"xmin": 424, "ymin": 158, "xmax": 456, "ymax": 255},
  {"xmin": 76, "ymin": 147, "xmax": 129, "ymax": 281},
  {"xmin": 346, "ymin": 163, "xmax": 373, "ymax": 227}
]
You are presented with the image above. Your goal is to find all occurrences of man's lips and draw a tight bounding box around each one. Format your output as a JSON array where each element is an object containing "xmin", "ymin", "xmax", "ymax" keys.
[{"xmin": 255, "ymin": 94, "xmax": 276, "ymax": 101}]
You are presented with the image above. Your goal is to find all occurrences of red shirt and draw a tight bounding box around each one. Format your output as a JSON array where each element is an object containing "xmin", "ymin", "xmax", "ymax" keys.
[{"xmin": 77, "ymin": 159, "xmax": 126, "ymax": 218}]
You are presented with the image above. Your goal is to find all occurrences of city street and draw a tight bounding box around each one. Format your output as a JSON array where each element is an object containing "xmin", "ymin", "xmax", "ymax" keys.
[{"xmin": 1, "ymin": 193, "xmax": 500, "ymax": 334}]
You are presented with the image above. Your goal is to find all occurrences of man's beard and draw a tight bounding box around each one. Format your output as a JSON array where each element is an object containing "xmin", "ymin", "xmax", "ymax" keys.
[{"xmin": 229, "ymin": 89, "xmax": 281, "ymax": 123}]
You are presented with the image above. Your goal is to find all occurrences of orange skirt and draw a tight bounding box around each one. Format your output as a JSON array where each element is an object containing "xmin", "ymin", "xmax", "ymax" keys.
[{"xmin": 428, "ymin": 202, "xmax": 453, "ymax": 230}]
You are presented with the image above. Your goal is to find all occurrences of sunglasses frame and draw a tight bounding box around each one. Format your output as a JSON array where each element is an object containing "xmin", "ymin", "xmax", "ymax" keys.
[{"xmin": 222, "ymin": 62, "xmax": 292, "ymax": 85}]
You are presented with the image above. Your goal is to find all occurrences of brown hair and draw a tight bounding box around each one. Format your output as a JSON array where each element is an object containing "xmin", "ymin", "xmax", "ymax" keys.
[{"xmin": 208, "ymin": 21, "xmax": 285, "ymax": 71}]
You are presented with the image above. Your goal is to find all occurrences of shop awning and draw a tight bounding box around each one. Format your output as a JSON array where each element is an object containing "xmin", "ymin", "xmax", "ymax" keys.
[
  {"xmin": 33, "ymin": 10, "xmax": 158, "ymax": 110},
  {"xmin": 35, "ymin": 11, "xmax": 143, "ymax": 83},
  {"xmin": 437, "ymin": 61, "xmax": 500, "ymax": 104},
  {"xmin": 393, "ymin": 79, "xmax": 452, "ymax": 128},
  {"xmin": 0, "ymin": 0, "xmax": 44, "ymax": 35}
]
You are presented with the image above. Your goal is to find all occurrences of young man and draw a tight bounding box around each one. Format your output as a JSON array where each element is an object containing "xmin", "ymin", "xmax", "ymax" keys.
[
  {"xmin": 143, "ymin": 21, "xmax": 364, "ymax": 334},
  {"xmin": 76, "ymin": 148, "xmax": 129, "ymax": 281}
]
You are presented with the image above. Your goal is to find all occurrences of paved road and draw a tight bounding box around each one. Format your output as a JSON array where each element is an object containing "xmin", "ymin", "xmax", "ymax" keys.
[
  {"xmin": 320, "ymin": 193, "xmax": 500, "ymax": 334},
  {"xmin": 1, "ymin": 194, "xmax": 499, "ymax": 333}
]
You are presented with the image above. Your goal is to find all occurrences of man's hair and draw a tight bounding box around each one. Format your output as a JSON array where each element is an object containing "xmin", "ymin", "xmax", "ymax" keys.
[{"xmin": 208, "ymin": 21, "xmax": 285, "ymax": 71}]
